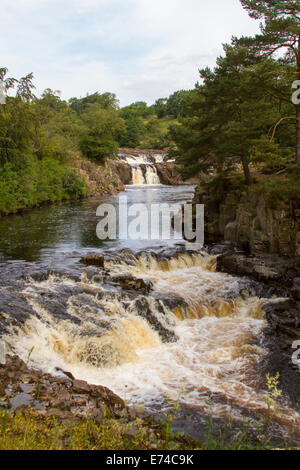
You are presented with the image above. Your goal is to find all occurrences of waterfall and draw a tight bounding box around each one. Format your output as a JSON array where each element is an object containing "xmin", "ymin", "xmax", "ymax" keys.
[
  {"xmin": 132, "ymin": 166, "xmax": 146, "ymax": 185},
  {"xmin": 5, "ymin": 251, "xmax": 284, "ymax": 425},
  {"xmin": 118, "ymin": 153, "xmax": 162, "ymax": 185},
  {"xmin": 144, "ymin": 165, "xmax": 160, "ymax": 185}
]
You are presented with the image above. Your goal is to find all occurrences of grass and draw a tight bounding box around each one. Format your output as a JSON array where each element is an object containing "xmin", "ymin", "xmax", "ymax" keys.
[{"xmin": 0, "ymin": 409, "xmax": 201, "ymax": 451}]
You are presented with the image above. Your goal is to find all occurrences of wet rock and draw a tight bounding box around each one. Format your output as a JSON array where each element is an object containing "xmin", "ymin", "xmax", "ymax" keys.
[
  {"xmin": 0, "ymin": 288, "xmax": 36, "ymax": 335},
  {"xmin": 81, "ymin": 254, "xmax": 104, "ymax": 268},
  {"xmin": 217, "ymin": 251, "xmax": 289, "ymax": 282},
  {"xmin": 111, "ymin": 274, "xmax": 152, "ymax": 294},
  {"xmin": 0, "ymin": 355, "xmax": 127, "ymax": 423},
  {"xmin": 292, "ymin": 278, "xmax": 300, "ymax": 300},
  {"xmin": 89, "ymin": 408, "xmax": 105, "ymax": 424},
  {"xmin": 263, "ymin": 299, "xmax": 300, "ymax": 350},
  {"xmin": 10, "ymin": 392, "xmax": 34, "ymax": 410},
  {"xmin": 128, "ymin": 406, "xmax": 137, "ymax": 420},
  {"xmin": 130, "ymin": 297, "xmax": 177, "ymax": 343},
  {"xmin": 72, "ymin": 379, "xmax": 91, "ymax": 394},
  {"xmin": 73, "ymin": 157, "xmax": 124, "ymax": 196},
  {"xmin": 55, "ymin": 368, "xmax": 75, "ymax": 380}
]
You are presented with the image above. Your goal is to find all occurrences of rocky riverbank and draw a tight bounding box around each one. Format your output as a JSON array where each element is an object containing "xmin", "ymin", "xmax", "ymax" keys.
[
  {"xmin": 0, "ymin": 355, "xmax": 200, "ymax": 450},
  {"xmin": 72, "ymin": 153, "xmax": 125, "ymax": 196},
  {"xmin": 193, "ymin": 183, "xmax": 300, "ymax": 257}
]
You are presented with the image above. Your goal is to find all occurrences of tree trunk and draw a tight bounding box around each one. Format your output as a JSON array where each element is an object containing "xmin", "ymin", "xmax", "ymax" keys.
[
  {"xmin": 241, "ymin": 155, "xmax": 251, "ymax": 185},
  {"xmin": 296, "ymin": 103, "xmax": 300, "ymax": 164}
]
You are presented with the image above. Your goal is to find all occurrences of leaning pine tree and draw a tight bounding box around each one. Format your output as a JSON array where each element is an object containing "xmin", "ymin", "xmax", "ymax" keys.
[{"xmin": 236, "ymin": 0, "xmax": 300, "ymax": 163}]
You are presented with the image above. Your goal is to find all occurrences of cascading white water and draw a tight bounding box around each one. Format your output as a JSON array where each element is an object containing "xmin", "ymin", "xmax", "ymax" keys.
[
  {"xmin": 144, "ymin": 165, "xmax": 160, "ymax": 185},
  {"xmin": 132, "ymin": 166, "xmax": 146, "ymax": 185},
  {"xmin": 119, "ymin": 153, "xmax": 161, "ymax": 185},
  {"xmin": 5, "ymin": 251, "xmax": 300, "ymax": 433}
]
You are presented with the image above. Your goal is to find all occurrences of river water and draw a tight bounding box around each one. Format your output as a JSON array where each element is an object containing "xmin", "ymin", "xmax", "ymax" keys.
[{"xmin": 0, "ymin": 176, "xmax": 299, "ymax": 442}]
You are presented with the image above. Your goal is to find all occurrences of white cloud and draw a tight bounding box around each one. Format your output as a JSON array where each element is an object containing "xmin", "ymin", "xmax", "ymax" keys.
[{"xmin": 0, "ymin": 0, "xmax": 260, "ymax": 105}]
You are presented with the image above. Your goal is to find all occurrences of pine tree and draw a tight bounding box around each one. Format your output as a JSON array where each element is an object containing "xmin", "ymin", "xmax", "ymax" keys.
[{"xmin": 236, "ymin": 0, "xmax": 300, "ymax": 163}]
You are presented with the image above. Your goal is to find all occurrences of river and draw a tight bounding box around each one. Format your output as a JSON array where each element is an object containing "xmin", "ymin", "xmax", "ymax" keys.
[{"xmin": 0, "ymin": 155, "xmax": 299, "ymax": 443}]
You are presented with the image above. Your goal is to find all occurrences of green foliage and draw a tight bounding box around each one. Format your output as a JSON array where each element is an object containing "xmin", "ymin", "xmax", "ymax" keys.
[
  {"xmin": 0, "ymin": 409, "xmax": 200, "ymax": 451},
  {"xmin": 170, "ymin": 41, "xmax": 295, "ymax": 182},
  {"xmin": 236, "ymin": 0, "xmax": 300, "ymax": 163},
  {"xmin": 79, "ymin": 104, "xmax": 125, "ymax": 162},
  {"xmin": 0, "ymin": 156, "xmax": 86, "ymax": 215},
  {"xmin": 250, "ymin": 135, "xmax": 294, "ymax": 171},
  {"xmin": 141, "ymin": 119, "xmax": 172, "ymax": 149},
  {"xmin": 264, "ymin": 372, "xmax": 282, "ymax": 411},
  {"xmin": 117, "ymin": 92, "xmax": 190, "ymax": 149},
  {"xmin": 154, "ymin": 98, "xmax": 168, "ymax": 119},
  {"xmin": 166, "ymin": 90, "xmax": 191, "ymax": 118},
  {"xmin": 117, "ymin": 115, "xmax": 145, "ymax": 148},
  {"xmin": 0, "ymin": 70, "xmax": 89, "ymax": 214},
  {"xmin": 251, "ymin": 166, "xmax": 300, "ymax": 209},
  {"xmin": 119, "ymin": 101, "xmax": 153, "ymax": 120},
  {"xmin": 153, "ymin": 91, "xmax": 191, "ymax": 120},
  {"xmin": 203, "ymin": 416, "xmax": 274, "ymax": 450},
  {"xmin": 69, "ymin": 92, "xmax": 119, "ymax": 115}
]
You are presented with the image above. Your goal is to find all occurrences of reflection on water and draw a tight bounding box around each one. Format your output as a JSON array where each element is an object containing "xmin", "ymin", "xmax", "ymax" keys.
[{"xmin": 0, "ymin": 185, "xmax": 196, "ymax": 262}]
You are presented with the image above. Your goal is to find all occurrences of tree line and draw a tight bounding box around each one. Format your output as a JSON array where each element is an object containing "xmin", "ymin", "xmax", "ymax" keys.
[
  {"xmin": 170, "ymin": 0, "xmax": 300, "ymax": 195},
  {"xmin": 0, "ymin": 0, "xmax": 299, "ymax": 213}
]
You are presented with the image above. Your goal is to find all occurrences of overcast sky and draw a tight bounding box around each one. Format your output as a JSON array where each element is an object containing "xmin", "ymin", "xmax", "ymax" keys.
[{"xmin": 1, "ymin": 0, "xmax": 260, "ymax": 106}]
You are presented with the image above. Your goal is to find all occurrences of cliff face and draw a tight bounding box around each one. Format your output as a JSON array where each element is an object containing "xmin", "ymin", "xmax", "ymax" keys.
[
  {"xmin": 112, "ymin": 160, "xmax": 132, "ymax": 185},
  {"xmin": 195, "ymin": 186, "xmax": 300, "ymax": 258},
  {"xmin": 155, "ymin": 162, "xmax": 199, "ymax": 185},
  {"xmin": 72, "ymin": 154, "xmax": 125, "ymax": 195},
  {"xmin": 155, "ymin": 162, "xmax": 183, "ymax": 185}
]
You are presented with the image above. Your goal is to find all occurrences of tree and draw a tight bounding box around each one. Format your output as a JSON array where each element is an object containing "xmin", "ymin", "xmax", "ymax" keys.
[
  {"xmin": 79, "ymin": 104, "xmax": 125, "ymax": 162},
  {"xmin": 167, "ymin": 90, "xmax": 190, "ymax": 118},
  {"xmin": 236, "ymin": 0, "xmax": 300, "ymax": 162},
  {"xmin": 154, "ymin": 98, "xmax": 168, "ymax": 118},
  {"xmin": 30, "ymin": 90, "xmax": 83, "ymax": 159},
  {"xmin": 170, "ymin": 44, "xmax": 291, "ymax": 184},
  {"xmin": 143, "ymin": 119, "xmax": 170, "ymax": 149},
  {"xmin": 69, "ymin": 92, "xmax": 119, "ymax": 115},
  {"xmin": 117, "ymin": 115, "xmax": 145, "ymax": 148},
  {"xmin": 0, "ymin": 69, "xmax": 36, "ymax": 164}
]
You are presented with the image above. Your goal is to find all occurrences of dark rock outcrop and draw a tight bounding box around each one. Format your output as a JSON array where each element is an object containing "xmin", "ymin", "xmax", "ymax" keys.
[
  {"xmin": 155, "ymin": 162, "xmax": 183, "ymax": 185},
  {"xmin": 111, "ymin": 160, "xmax": 132, "ymax": 185},
  {"xmin": 193, "ymin": 184, "xmax": 300, "ymax": 257},
  {"xmin": 216, "ymin": 250, "xmax": 300, "ymax": 299},
  {"xmin": 72, "ymin": 154, "xmax": 124, "ymax": 195},
  {"xmin": 81, "ymin": 254, "xmax": 105, "ymax": 268},
  {"xmin": 110, "ymin": 274, "xmax": 153, "ymax": 294},
  {"xmin": 129, "ymin": 297, "xmax": 177, "ymax": 343},
  {"xmin": 263, "ymin": 299, "xmax": 300, "ymax": 349},
  {"xmin": 0, "ymin": 355, "xmax": 134, "ymax": 423}
]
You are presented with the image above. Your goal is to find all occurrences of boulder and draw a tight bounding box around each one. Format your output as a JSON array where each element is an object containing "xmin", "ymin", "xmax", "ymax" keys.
[
  {"xmin": 111, "ymin": 274, "xmax": 153, "ymax": 294},
  {"xmin": 72, "ymin": 379, "xmax": 91, "ymax": 394},
  {"xmin": 217, "ymin": 252, "xmax": 286, "ymax": 282},
  {"xmin": 81, "ymin": 254, "xmax": 104, "ymax": 268}
]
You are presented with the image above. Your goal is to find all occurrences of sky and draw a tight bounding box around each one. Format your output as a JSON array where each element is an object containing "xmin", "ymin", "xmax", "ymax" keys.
[{"xmin": 1, "ymin": 0, "xmax": 261, "ymax": 106}]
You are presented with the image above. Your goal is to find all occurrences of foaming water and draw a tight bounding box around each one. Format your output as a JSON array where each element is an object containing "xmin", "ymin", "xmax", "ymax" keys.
[
  {"xmin": 131, "ymin": 165, "xmax": 160, "ymax": 185},
  {"xmin": 108, "ymin": 252, "xmax": 243, "ymax": 313},
  {"xmin": 119, "ymin": 152, "xmax": 161, "ymax": 185},
  {"xmin": 7, "ymin": 251, "xmax": 298, "ymax": 429}
]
